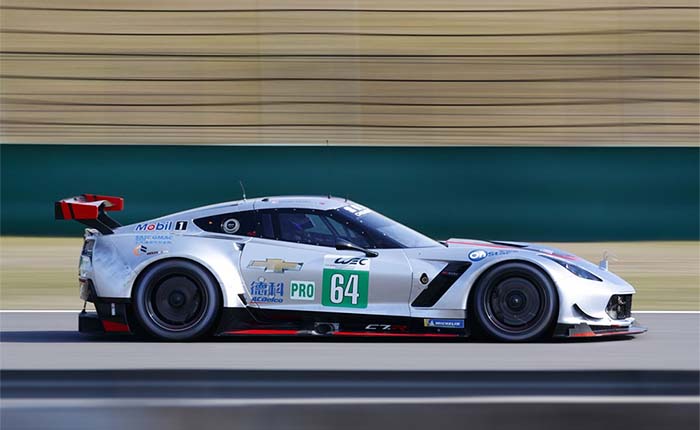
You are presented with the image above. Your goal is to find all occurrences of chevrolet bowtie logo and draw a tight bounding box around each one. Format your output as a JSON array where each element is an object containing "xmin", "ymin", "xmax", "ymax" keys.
[{"xmin": 247, "ymin": 258, "xmax": 303, "ymax": 273}]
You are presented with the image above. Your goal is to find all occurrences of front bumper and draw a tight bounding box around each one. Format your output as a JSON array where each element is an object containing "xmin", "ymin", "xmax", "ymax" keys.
[{"xmin": 554, "ymin": 322, "xmax": 648, "ymax": 338}]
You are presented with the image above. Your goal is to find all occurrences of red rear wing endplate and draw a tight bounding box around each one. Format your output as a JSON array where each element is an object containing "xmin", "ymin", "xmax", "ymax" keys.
[
  {"xmin": 55, "ymin": 194, "xmax": 124, "ymax": 234},
  {"xmin": 82, "ymin": 194, "xmax": 124, "ymax": 211}
]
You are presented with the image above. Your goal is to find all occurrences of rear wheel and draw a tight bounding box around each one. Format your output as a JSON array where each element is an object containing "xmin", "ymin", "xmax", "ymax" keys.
[
  {"xmin": 472, "ymin": 262, "xmax": 558, "ymax": 342},
  {"xmin": 133, "ymin": 260, "xmax": 221, "ymax": 341}
]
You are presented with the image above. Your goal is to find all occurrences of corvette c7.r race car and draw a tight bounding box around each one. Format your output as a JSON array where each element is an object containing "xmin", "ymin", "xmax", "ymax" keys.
[{"xmin": 56, "ymin": 194, "xmax": 646, "ymax": 342}]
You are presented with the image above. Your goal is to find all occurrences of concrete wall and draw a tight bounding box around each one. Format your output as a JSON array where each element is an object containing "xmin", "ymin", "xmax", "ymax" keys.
[{"xmin": 2, "ymin": 145, "xmax": 697, "ymax": 240}]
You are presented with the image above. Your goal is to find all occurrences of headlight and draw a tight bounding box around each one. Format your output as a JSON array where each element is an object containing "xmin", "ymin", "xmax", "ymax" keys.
[{"xmin": 543, "ymin": 256, "xmax": 602, "ymax": 282}]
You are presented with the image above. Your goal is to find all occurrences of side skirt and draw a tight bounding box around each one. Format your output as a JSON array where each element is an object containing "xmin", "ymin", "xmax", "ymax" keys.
[{"xmin": 215, "ymin": 308, "xmax": 468, "ymax": 338}]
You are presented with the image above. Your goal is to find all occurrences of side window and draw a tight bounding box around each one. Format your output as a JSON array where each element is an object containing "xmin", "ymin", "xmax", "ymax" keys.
[
  {"xmin": 259, "ymin": 211, "xmax": 274, "ymax": 239},
  {"xmin": 325, "ymin": 215, "xmax": 371, "ymax": 248},
  {"xmin": 277, "ymin": 210, "xmax": 336, "ymax": 247},
  {"xmin": 193, "ymin": 210, "xmax": 259, "ymax": 236}
]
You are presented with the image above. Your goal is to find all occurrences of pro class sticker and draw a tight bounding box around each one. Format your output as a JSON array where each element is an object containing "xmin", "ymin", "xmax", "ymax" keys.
[
  {"xmin": 290, "ymin": 281, "xmax": 315, "ymax": 300},
  {"xmin": 321, "ymin": 255, "xmax": 370, "ymax": 309}
]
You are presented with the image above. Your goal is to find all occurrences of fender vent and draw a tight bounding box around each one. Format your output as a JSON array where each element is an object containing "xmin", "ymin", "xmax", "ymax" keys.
[{"xmin": 411, "ymin": 262, "xmax": 471, "ymax": 307}]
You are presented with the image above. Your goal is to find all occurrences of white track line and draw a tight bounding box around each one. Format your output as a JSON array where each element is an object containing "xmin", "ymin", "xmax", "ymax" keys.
[
  {"xmin": 0, "ymin": 310, "xmax": 698, "ymax": 313},
  {"xmin": 2, "ymin": 395, "xmax": 699, "ymax": 409},
  {"xmin": 634, "ymin": 311, "xmax": 700, "ymax": 314},
  {"xmin": 0, "ymin": 310, "xmax": 79, "ymax": 313}
]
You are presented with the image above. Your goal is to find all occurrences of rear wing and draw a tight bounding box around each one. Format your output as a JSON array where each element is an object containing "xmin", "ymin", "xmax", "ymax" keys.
[{"xmin": 55, "ymin": 194, "xmax": 124, "ymax": 234}]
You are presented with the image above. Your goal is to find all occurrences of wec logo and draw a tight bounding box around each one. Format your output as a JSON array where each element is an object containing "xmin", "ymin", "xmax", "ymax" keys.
[
  {"xmin": 135, "ymin": 222, "xmax": 173, "ymax": 232},
  {"xmin": 334, "ymin": 257, "xmax": 368, "ymax": 266}
]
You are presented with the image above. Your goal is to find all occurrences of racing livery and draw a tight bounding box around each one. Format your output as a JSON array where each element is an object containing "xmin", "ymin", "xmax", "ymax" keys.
[{"xmin": 56, "ymin": 194, "xmax": 646, "ymax": 341}]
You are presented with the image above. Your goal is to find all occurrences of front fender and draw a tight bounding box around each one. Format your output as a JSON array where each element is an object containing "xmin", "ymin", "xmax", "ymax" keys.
[{"xmin": 434, "ymin": 253, "xmax": 556, "ymax": 311}]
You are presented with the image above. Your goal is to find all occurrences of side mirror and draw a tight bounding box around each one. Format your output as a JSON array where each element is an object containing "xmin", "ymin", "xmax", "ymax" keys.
[{"xmin": 335, "ymin": 239, "xmax": 378, "ymax": 258}]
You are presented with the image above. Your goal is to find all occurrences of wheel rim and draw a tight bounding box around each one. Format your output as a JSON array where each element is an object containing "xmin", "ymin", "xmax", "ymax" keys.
[
  {"xmin": 483, "ymin": 276, "xmax": 546, "ymax": 334},
  {"xmin": 145, "ymin": 274, "xmax": 208, "ymax": 332}
]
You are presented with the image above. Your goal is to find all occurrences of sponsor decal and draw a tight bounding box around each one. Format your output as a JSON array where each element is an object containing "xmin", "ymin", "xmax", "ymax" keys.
[
  {"xmin": 132, "ymin": 244, "xmax": 166, "ymax": 256},
  {"xmin": 250, "ymin": 278, "xmax": 284, "ymax": 303},
  {"xmin": 342, "ymin": 204, "xmax": 372, "ymax": 217},
  {"xmin": 365, "ymin": 324, "xmax": 409, "ymax": 332},
  {"xmin": 222, "ymin": 218, "xmax": 240, "ymax": 234},
  {"xmin": 331, "ymin": 256, "xmax": 370, "ymax": 267},
  {"xmin": 134, "ymin": 221, "xmax": 173, "ymax": 232},
  {"xmin": 290, "ymin": 281, "xmax": 315, "ymax": 300},
  {"xmin": 468, "ymin": 249, "xmax": 488, "ymax": 261},
  {"xmin": 468, "ymin": 249, "xmax": 515, "ymax": 262},
  {"xmin": 324, "ymin": 256, "xmax": 371, "ymax": 272},
  {"xmin": 322, "ymin": 255, "xmax": 370, "ymax": 309},
  {"xmin": 174, "ymin": 221, "xmax": 188, "ymax": 231},
  {"xmin": 247, "ymin": 258, "xmax": 303, "ymax": 273},
  {"xmin": 423, "ymin": 319, "xmax": 465, "ymax": 329},
  {"xmin": 135, "ymin": 234, "xmax": 172, "ymax": 245},
  {"xmin": 365, "ymin": 324, "xmax": 390, "ymax": 331}
]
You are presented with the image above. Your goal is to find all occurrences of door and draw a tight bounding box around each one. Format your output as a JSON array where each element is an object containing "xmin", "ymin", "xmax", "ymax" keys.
[{"xmin": 238, "ymin": 209, "xmax": 413, "ymax": 317}]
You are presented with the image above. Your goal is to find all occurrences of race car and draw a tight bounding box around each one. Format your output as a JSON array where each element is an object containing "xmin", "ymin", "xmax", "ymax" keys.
[{"xmin": 55, "ymin": 194, "xmax": 646, "ymax": 342}]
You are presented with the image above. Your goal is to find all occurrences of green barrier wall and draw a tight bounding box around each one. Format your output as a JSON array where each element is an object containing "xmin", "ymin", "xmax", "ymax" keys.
[{"xmin": 1, "ymin": 145, "xmax": 698, "ymax": 241}]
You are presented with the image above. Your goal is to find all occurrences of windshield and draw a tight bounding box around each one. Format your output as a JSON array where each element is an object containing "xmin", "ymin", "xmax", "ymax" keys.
[{"xmin": 333, "ymin": 204, "xmax": 440, "ymax": 249}]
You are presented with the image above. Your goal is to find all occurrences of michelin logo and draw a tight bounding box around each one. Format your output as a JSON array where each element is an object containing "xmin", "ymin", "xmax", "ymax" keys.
[{"xmin": 424, "ymin": 319, "xmax": 465, "ymax": 329}]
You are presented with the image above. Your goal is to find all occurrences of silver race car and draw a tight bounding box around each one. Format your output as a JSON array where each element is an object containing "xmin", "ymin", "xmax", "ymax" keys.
[{"xmin": 56, "ymin": 194, "xmax": 646, "ymax": 341}]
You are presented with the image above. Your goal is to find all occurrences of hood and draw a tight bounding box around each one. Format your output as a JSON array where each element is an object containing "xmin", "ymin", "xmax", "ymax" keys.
[
  {"xmin": 443, "ymin": 238, "xmax": 630, "ymax": 286},
  {"xmin": 445, "ymin": 238, "xmax": 579, "ymax": 261}
]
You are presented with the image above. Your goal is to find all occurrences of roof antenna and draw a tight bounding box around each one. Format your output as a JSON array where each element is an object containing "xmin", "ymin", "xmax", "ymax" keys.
[
  {"xmin": 239, "ymin": 180, "xmax": 247, "ymax": 201},
  {"xmin": 326, "ymin": 139, "xmax": 331, "ymax": 199}
]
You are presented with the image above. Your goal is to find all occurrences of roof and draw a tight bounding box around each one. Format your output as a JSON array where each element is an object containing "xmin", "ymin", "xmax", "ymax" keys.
[
  {"xmin": 148, "ymin": 195, "xmax": 353, "ymax": 222},
  {"xmin": 253, "ymin": 195, "xmax": 349, "ymax": 211}
]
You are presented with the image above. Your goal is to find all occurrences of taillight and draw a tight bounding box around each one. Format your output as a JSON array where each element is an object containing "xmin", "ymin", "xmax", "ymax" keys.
[{"xmin": 79, "ymin": 238, "xmax": 95, "ymax": 278}]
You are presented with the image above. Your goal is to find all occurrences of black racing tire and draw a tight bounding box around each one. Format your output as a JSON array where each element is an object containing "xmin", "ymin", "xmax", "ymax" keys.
[
  {"xmin": 132, "ymin": 259, "xmax": 221, "ymax": 341},
  {"xmin": 472, "ymin": 262, "xmax": 558, "ymax": 342}
]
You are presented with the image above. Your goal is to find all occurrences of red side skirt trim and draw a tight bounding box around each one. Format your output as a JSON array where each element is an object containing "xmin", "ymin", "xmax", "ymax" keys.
[
  {"xmin": 333, "ymin": 331, "xmax": 458, "ymax": 338},
  {"xmin": 102, "ymin": 320, "xmax": 130, "ymax": 333},
  {"xmin": 225, "ymin": 329, "xmax": 300, "ymax": 335},
  {"xmin": 223, "ymin": 329, "xmax": 459, "ymax": 338}
]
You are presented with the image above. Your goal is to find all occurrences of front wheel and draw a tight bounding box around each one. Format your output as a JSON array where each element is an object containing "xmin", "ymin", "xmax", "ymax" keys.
[
  {"xmin": 132, "ymin": 259, "xmax": 221, "ymax": 341},
  {"xmin": 472, "ymin": 262, "xmax": 558, "ymax": 342}
]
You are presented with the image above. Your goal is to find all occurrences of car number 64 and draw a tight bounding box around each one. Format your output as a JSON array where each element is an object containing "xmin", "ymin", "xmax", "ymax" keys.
[{"xmin": 330, "ymin": 273, "xmax": 360, "ymax": 305}]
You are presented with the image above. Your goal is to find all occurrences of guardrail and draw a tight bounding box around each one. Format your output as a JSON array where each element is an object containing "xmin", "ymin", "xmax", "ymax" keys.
[{"xmin": 2, "ymin": 370, "xmax": 698, "ymax": 430}]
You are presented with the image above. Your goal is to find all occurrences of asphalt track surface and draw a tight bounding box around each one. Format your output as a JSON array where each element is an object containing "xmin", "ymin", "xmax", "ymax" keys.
[
  {"xmin": 1, "ymin": 312, "xmax": 698, "ymax": 430},
  {"xmin": 0, "ymin": 312, "xmax": 698, "ymax": 370}
]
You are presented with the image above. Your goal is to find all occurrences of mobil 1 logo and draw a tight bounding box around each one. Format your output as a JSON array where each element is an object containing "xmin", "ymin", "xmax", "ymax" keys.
[
  {"xmin": 321, "ymin": 255, "xmax": 370, "ymax": 309},
  {"xmin": 290, "ymin": 281, "xmax": 315, "ymax": 300}
]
